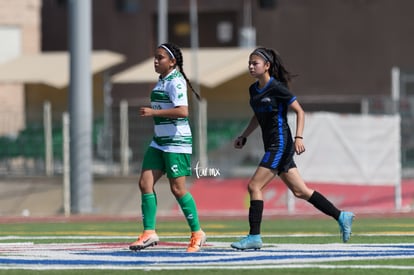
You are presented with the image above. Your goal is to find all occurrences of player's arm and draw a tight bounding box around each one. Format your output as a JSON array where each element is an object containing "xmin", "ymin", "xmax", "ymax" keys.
[
  {"xmin": 140, "ymin": 106, "xmax": 188, "ymax": 118},
  {"xmin": 234, "ymin": 115, "xmax": 259, "ymax": 149},
  {"xmin": 289, "ymin": 100, "xmax": 305, "ymax": 155}
]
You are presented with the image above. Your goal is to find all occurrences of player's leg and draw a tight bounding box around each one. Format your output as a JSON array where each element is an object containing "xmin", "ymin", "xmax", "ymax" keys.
[
  {"xmin": 130, "ymin": 147, "xmax": 164, "ymax": 251},
  {"xmin": 280, "ymin": 168, "xmax": 354, "ymax": 242},
  {"xmin": 129, "ymin": 169, "xmax": 163, "ymax": 251},
  {"xmin": 169, "ymin": 175, "xmax": 206, "ymax": 252},
  {"xmin": 279, "ymin": 167, "xmax": 314, "ymax": 200},
  {"xmin": 247, "ymin": 166, "xmax": 276, "ymax": 233},
  {"xmin": 231, "ymin": 166, "xmax": 275, "ymax": 250},
  {"xmin": 169, "ymin": 175, "xmax": 201, "ymax": 232},
  {"xmin": 139, "ymin": 169, "xmax": 164, "ymax": 229},
  {"xmin": 166, "ymin": 152, "xmax": 206, "ymax": 252}
]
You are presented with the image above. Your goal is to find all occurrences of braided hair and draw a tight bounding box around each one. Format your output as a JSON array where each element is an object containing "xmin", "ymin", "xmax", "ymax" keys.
[
  {"xmin": 251, "ymin": 47, "xmax": 297, "ymax": 88},
  {"xmin": 159, "ymin": 43, "xmax": 201, "ymax": 101}
]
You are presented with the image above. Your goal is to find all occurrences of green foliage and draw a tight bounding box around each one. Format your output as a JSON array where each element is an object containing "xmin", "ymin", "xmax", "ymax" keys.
[
  {"xmin": 207, "ymin": 119, "xmax": 248, "ymax": 151},
  {"xmin": 0, "ymin": 120, "xmax": 104, "ymax": 160}
]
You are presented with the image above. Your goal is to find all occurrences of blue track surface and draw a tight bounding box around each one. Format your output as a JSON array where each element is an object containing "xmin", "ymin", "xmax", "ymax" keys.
[{"xmin": 1, "ymin": 241, "xmax": 414, "ymax": 270}]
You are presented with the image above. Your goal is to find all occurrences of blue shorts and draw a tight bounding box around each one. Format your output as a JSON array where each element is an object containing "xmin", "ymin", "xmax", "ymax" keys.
[{"xmin": 259, "ymin": 145, "xmax": 296, "ymax": 175}]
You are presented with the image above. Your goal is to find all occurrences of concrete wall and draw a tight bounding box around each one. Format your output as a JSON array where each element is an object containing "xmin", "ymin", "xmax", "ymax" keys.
[
  {"xmin": 0, "ymin": 0, "xmax": 41, "ymax": 54},
  {"xmin": 0, "ymin": 0, "xmax": 41, "ymax": 135}
]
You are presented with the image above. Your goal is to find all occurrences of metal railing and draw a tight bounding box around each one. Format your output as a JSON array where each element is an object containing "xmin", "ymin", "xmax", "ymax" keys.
[{"xmin": 1, "ymin": 95, "xmax": 414, "ymax": 176}]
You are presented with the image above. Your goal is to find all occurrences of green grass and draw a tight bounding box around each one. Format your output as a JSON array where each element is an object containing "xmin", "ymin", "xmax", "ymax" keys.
[
  {"xmin": 2, "ymin": 216, "xmax": 413, "ymax": 243},
  {"xmin": 1, "ymin": 216, "xmax": 414, "ymax": 274}
]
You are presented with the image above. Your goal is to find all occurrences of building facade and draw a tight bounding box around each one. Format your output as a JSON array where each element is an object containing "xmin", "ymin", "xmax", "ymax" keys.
[
  {"xmin": 41, "ymin": 0, "xmax": 414, "ymax": 111},
  {"xmin": 0, "ymin": 0, "xmax": 42, "ymax": 135}
]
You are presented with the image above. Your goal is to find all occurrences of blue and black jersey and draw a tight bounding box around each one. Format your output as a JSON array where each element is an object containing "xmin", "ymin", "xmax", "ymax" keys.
[{"xmin": 249, "ymin": 77, "xmax": 297, "ymax": 172}]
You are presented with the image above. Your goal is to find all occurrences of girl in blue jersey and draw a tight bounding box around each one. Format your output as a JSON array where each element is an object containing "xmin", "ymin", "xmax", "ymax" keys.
[
  {"xmin": 129, "ymin": 43, "xmax": 206, "ymax": 253},
  {"xmin": 231, "ymin": 47, "xmax": 354, "ymax": 250}
]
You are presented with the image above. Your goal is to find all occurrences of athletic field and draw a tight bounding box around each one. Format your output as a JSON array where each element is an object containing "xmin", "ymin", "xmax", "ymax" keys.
[{"xmin": 1, "ymin": 215, "xmax": 414, "ymax": 274}]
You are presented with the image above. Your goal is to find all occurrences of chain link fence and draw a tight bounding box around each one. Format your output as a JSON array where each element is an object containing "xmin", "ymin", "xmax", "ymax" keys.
[{"xmin": 0, "ymin": 95, "xmax": 413, "ymax": 176}]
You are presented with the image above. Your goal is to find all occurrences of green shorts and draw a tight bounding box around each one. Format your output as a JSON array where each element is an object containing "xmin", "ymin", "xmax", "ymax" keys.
[{"xmin": 142, "ymin": 146, "xmax": 192, "ymax": 178}]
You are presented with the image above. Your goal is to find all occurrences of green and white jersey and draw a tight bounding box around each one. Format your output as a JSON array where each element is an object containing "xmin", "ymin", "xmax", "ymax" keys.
[{"xmin": 149, "ymin": 69, "xmax": 192, "ymax": 154}]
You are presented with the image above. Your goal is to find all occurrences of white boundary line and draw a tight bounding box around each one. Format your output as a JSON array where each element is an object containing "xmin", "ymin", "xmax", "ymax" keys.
[
  {"xmin": 1, "ymin": 238, "xmax": 414, "ymax": 270},
  {"xmin": 1, "ymin": 232, "xmax": 414, "ymax": 240},
  {"xmin": 1, "ymin": 264, "xmax": 414, "ymax": 271}
]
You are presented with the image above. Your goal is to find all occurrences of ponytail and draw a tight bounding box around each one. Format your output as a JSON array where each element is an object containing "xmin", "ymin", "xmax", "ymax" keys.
[
  {"xmin": 251, "ymin": 47, "xmax": 297, "ymax": 88},
  {"xmin": 269, "ymin": 49, "xmax": 296, "ymax": 88},
  {"xmin": 159, "ymin": 43, "xmax": 201, "ymax": 101}
]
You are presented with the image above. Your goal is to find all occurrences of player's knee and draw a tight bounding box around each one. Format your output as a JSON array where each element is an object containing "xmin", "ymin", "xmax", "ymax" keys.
[
  {"xmin": 139, "ymin": 182, "xmax": 151, "ymax": 193},
  {"xmin": 247, "ymin": 183, "xmax": 254, "ymax": 194},
  {"xmin": 291, "ymin": 189, "xmax": 309, "ymax": 200},
  {"xmin": 170, "ymin": 185, "xmax": 186, "ymax": 198},
  {"xmin": 247, "ymin": 182, "xmax": 260, "ymax": 195}
]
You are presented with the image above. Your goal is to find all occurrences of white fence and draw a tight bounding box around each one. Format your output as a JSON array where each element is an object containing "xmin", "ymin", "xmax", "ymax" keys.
[
  {"xmin": 211, "ymin": 112, "xmax": 402, "ymax": 210},
  {"xmin": 290, "ymin": 112, "xmax": 402, "ymax": 210},
  {"xmin": 290, "ymin": 112, "xmax": 401, "ymax": 186}
]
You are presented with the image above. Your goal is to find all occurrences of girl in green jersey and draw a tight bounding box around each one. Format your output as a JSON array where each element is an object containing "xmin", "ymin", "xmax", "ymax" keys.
[{"xmin": 129, "ymin": 43, "xmax": 205, "ymax": 253}]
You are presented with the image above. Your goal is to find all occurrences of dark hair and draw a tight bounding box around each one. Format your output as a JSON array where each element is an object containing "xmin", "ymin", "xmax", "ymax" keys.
[
  {"xmin": 159, "ymin": 43, "xmax": 201, "ymax": 101},
  {"xmin": 251, "ymin": 47, "xmax": 297, "ymax": 88}
]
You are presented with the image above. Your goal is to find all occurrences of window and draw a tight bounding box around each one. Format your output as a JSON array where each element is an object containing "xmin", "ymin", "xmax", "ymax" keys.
[{"xmin": 116, "ymin": 0, "xmax": 140, "ymax": 14}]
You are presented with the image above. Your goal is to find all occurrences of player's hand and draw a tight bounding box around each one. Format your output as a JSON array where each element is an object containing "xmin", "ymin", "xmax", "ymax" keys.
[
  {"xmin": 234, "ymin": 136, "xmax": 247, "ymax": 149},
  {"xmin": 140, "ymin": 107, "xmax": 154, "ymax": 117},
  {"xmin": 294, "ymin": 139, "xmax": 305, "ymax": 155}
]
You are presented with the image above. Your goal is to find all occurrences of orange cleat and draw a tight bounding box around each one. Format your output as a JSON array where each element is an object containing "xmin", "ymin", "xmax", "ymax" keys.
[
  {"xmin": 187, "ymin": 230, "xmax": 206, "ymax": 252},
  {"xmin": 129, "ymin": 230, "xmax": 159, "ymax": 251}
]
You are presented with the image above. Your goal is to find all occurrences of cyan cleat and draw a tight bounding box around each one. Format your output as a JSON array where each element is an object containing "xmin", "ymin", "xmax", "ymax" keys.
[
  {"xmin": 231, "ymin": 234, "xmax": 263, "ymax": 250},
  {"xmin": 338, "ymin": 211, "xmax": 355, "ymax": 243}
]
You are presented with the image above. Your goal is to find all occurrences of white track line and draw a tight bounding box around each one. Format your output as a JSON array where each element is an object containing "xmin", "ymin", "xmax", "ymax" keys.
[
  {"xmin": 1, "ymin": 232, "xmax": 414, "ymax": 240},
  {"xmin": 1, "ymin": 238, "xmax": 414, "ymax": 270},
  {"xmin": 1, "ymin": 264, "xmax": 414, "ymax": 271}
]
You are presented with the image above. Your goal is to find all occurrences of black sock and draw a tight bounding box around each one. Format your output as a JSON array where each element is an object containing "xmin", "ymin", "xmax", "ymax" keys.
[
  {"xmin": 308, "ymin": 191, "xmax": 341, "ymax": 220},
  {"xmin": 249, "ymin": 200, "xmax": 264, "ymax": 235}
]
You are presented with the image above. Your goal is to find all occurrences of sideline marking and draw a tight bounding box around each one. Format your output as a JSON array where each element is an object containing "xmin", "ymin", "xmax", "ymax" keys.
[
  {"xmin": 1, "ymin": 264, "xmax": 414, "ymax": 271},
  {"xmin": 2, "ymin": 232, "xmax": 414, "ymax": 241},
  {"xmin": 1, "ymin": 241, "xmax": 414, "ymax": 270}
]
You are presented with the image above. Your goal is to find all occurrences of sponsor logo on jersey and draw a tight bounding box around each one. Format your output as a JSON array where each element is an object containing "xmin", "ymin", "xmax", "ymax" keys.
[
  {"xmin": 261, "ymin": 97, "xmax": 271, "ymax": 103},
  {"xmin": 171, "ymin": 164, "xmax": 179, "ymax": 174}
]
